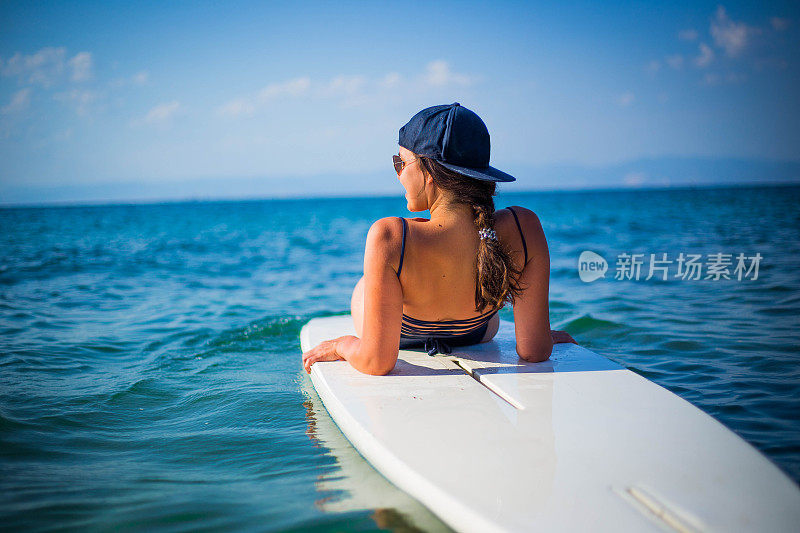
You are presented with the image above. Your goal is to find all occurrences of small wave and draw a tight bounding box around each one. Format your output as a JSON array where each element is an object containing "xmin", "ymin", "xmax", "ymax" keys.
[
  {"xmin": 560, "ymin": 314, "xmax": 628, "ymax": 335},
  {"xmin": 143, "ymin": 328, "xmax": 216, "ymax": 354},
  {"xmin": 0, "ymin": 410, "xmax": 38, "ymax": 432},
  {"xmin": 104, "ymin": 377, "xmax": 179, "ymax": 408},
  {"xmin": 657, "ymin": 339, "xmax": 708, "ymax": 352},
  {"xmin": 604, "ymin": 302, "xmax": 644, "ymax": 313},
  {"xmin": 205, "ymin": 315, "xmax": 308, "ymax": 349},
  {"xmin": 773, "ymin": 294, "xmax": 800, "ymax": 306}
]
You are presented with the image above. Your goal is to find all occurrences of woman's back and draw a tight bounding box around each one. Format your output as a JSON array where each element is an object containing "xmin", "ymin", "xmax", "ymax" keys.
[{"xmin": 397, "ymin": 207, "xmax": 528, "ymax": 321}]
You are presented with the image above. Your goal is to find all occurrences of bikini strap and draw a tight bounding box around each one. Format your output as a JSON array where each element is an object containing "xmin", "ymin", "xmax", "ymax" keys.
[
  {"xmin": 397, "ymin": 217, "xmax": 407, "ymax": 278},
  {"xmin": 507, "ymin": 207, "xmax": 528, "ymax": 265}
]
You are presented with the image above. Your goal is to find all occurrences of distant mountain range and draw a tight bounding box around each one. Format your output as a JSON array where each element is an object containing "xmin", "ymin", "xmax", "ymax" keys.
[
  {"xmin": 510, "ymin": 156, "xmax": 800, "ymax": 191},
  {"xmin": 2, "ymin": 156, "xmax": 799, "ymax": 206}
]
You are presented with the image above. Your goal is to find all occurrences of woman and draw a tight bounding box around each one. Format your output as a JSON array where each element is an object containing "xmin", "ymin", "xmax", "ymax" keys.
[{"xmin": 302, "ymin": 103, "xmax": 576, "ymax": 375}]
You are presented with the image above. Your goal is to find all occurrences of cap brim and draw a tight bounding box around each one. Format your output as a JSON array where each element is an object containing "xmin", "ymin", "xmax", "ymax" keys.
[{"xmin": 437, "ymin": 161, "xmax": 516, "ymax": 182}]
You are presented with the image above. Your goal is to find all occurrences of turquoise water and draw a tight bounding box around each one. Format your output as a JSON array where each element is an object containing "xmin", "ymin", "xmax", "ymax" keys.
[{"xmin": 1, "ymin": 185, "xmax": 799, "ymax": 531}]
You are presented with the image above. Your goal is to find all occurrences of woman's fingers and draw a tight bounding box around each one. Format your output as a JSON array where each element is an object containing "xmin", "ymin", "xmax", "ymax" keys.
[
  {"xmin": 302, "ymin": 348, "xmax": 318, "ymax": 373},
  {"xmin": 304, "ymin": 349, "xmax": 321, "ymax": 373},
  {"xmin": 302, "ymin": 340, "xmax": 341, "ymax": 373}
]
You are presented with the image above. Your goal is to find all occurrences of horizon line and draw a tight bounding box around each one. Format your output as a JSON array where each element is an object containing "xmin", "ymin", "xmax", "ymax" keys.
[{"xmin": 2, "ymin": 179, "xmax": 799, "ymax": 210}]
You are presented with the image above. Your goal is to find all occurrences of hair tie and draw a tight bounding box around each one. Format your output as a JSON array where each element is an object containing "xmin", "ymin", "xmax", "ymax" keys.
[{"xmin": 478, "ymin": 228, "xmax": 497, "ymax": 241}]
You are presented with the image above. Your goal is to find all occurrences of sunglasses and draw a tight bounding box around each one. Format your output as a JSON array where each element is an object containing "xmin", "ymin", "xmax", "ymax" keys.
[{"xmin": 392, "ymin": 154, "xmax": 419, "ymax": 175}]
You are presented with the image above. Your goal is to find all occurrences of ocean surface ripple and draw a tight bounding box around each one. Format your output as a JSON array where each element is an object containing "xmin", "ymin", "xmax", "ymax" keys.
[{"xmin": 1, "ymin": 186, "xmax": 799, "ymax": 531}]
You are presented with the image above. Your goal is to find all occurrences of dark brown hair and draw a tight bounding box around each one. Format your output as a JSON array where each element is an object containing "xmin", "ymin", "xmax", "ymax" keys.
[{"xmin": 418, "ymin": 156, "xmax": 524, "ymax": 312}]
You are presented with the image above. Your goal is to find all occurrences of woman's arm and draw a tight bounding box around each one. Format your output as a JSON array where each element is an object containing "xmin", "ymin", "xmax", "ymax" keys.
[
  {"xmin": 508, "ymin": 207, "xmax": 555, "ymax": 362},
  {"xmin": 302, "ymin": 218, "xmax": 403, "ymax": 375}
]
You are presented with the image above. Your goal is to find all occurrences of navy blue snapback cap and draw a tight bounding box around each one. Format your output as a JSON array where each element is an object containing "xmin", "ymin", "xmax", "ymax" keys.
[{"xmin": 398, "ymin": 102, "xmax": 515, "ymax": 182}]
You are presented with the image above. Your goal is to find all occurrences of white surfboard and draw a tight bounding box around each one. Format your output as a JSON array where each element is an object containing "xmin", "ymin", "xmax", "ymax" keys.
[
  {"xmin": 300, "ymin": 315, "xmax": 800, "ymax": 532},
  {"xmin": 299, "ymin": 376, "xmax": 454, "ymax": 532}
]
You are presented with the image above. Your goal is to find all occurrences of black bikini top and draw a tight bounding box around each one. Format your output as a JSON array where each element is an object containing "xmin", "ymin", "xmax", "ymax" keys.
[{"xmin": 396, "ymin": 207, "xmax": 528, "ymax": 344}]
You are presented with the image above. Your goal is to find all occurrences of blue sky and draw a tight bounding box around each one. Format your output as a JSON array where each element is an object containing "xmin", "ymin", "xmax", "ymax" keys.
[{"xmin": 1, "ymin": 1, "xmax": 798, "ymax": 203}]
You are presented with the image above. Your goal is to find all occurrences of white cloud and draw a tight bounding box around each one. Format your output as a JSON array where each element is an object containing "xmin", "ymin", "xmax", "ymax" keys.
[
  {"xmin": 1, "ymin": 88, "xmax": 31, "ymax": 114},
  {"xmin": 710, "ymin": 6, "xmax": 758, "ymax": 57},
  {"xmin": 0, "ymin": 47, "xmax": 94, "ymax": 87},
  {"xmin": 217, "ymin": 62, "xmax": 474, "ymax": 118},
  {"xmin": 142, "ymin": 101, "xmax": 181, "ymax": 124},
  {"xmin": 379, "ymin": 72, "xmax": 401, "ymax": 89},
  {"xmin": 666, "ymin": 54, "xmax": 684, "ymax": 69},
  {"xmin": 624, "ymin": 172, "xmax": 646, "ymax": 187},
  {"xmin": 770, "ymin": 17, "xmax": 790, "ymax": 32},
  {"xmin": 54, "ymin": 128, "xmax": 73, "ymax": 142},
  {"xmin": 617, "ymin": 92, "xmax": 634, "ymax": 107},
  {"xmin": 217, "ymin": 97, "xmax": 255, "ymax": 117},
  {"xmin": 702, "ymin": 72, "xmax": 720, "ymax": 85},
  {"xmin": 701, "ymin": 71, "xmax": 747, "ymax": 86},
  {"xmin": 320, "ymin": 75, "xmax": 366, "ymax": 97},
  {"xmin": 694, "ymin": 42, "xmax": 715, "ymax": 67},
  {"xmin": 68, "ymin": 52, "xmax": 93, "ymax": 81},
  {"xmin": 1, "ymin": 47, "xmax": 67, "ymax": 86},
  {"xmin": 258, "ymin": 77, "xmax": 311, "ymax": 101},
  {"xmin": 725, "ymin": 72, "xmax": 747, "ymax": 83},
  {"xmin": 54, "ymin": 89, "xmax": 101, "ymax": 115},
  {"xmin": 109, "ymin": 70, "xmax": 150, "ymax": 89},
  {"xmin": 645, "ymin": 60, "xmax": 661, "ymax": 75},
  {"xmin": 218, "ymin": 77, "xmax": 310, "ymax": 116},
  {"xmin": 132, "ymin": 71, "xmax": 149, "ymax": 85},
  {"xmin": 424, "ymin": 60, "xmax": 472, "ymax": 87},
  {"xmin": 678, "ymin": 29, "xmax": 698, "ymax": 41}
]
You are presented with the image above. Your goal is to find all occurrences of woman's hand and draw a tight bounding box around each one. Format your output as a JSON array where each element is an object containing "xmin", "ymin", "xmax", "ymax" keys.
[
  {"xmin": 302, "ymin": 337, "xmax": 349, "ymax": 374},
  {"xmin": 551, "ymin": 330, "xmax": 578, "ymax": 345}
]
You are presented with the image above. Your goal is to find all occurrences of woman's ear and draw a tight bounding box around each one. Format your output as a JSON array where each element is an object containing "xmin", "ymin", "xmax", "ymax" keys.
[{"xmin": 424, "ymin": 175, "xmax": 438, "ymax": 210}]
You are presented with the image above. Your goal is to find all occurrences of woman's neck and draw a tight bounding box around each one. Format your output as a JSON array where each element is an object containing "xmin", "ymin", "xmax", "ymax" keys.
[{"xmin": 428, "ymin": 196, "xmax": 475, "ymax": 226}]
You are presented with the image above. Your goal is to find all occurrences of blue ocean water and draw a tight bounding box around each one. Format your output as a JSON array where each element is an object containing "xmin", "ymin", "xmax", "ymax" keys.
[{"xmin": 1, "ymin": 185, "xmax": 799, "ymax": 531}]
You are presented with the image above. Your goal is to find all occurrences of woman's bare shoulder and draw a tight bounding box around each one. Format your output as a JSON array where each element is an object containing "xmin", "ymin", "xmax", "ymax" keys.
[
  {"xmin": 497, "ymin": 205, "xmax": 542, "ymax": 226},
  {"xmin": 365, "ymin": 217, "xmax": 405, "ymax": 265},
  {"xmin": 496, "ymin": 206, "xmax": 548, "ymax": 255},
  {"xmin": 366, "ymin": 217, "xmax": 404, "ymax": 244}
]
